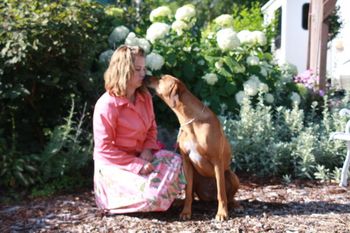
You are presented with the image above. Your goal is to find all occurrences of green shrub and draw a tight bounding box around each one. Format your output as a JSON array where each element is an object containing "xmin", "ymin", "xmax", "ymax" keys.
[
  {"xmin": 222, "ymin": 93, "xmax": 349, "ymax": 180},
  {"xmin": 0, "ymin": 0, "xmax": 115, "ymax": 150},
  {"xmin": 36, "ymin": 98, "xmax": 93, "ymax": 184},
  {"xmin": 0, "ymin": 0, "xmax": 115, "ymax": 190},
  {"xmin": 0, "ymin": 96, "xmax": 93, "ymax": 189}
]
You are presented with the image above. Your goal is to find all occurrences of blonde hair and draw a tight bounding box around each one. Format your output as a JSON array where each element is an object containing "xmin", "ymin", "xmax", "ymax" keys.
[{"xmin": 104, "ymin": 45, "xmax": 145, "ymax": 96}]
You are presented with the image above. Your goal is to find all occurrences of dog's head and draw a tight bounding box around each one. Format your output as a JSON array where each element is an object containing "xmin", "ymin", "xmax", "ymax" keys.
[{"xmin": 145, "ymin": 74, "xmax": 185, "ymax": 108}]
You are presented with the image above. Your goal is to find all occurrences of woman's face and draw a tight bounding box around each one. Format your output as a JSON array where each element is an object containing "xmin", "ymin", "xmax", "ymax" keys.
[{"xmin": 128, "ymin": 55, "xmax": 146, "ymax": 90}]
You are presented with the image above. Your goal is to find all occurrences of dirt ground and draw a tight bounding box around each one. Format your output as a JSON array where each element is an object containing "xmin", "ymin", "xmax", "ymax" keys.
[{"xmin": 1, "ymin": 175, "xmax": 350, "ymax": 233}]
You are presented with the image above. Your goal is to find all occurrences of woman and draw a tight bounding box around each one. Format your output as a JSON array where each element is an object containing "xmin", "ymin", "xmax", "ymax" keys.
[{"xmin": 93, "ymin": 45, "xmax": 185, "ymax": 214}]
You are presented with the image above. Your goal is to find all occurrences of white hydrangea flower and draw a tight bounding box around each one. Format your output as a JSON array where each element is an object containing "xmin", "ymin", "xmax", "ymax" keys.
[
  {"xmin": 124, "ymin": 33, "xmax": 151, "ymax": 54},
  {"xmin": 216, "ymin": 28, "xmax": 240, "ymax": 51},
  {"xmin": 183, "ymin": 46, "xmax": 191, "ymax": 52},
  {"xmin": 237, "ymin": 30, "xmax": 254, "ymax": 44},
  {"xmin": 290, "ymin": 92, "xmax": 301, "ymax": 105},
  {"xmin": 250, "ymin": 75, "xmax": 260, "ymax": 83},
  {"xmin": 251, "ymin": 30, "xmax": 267, "ymax": 46},
  {"xmin": 235, "ymin": 91, "xmax": 246, "ymax": 105},
  {"xmin": 214, "ymin": 14, "xmax": 234, "ymax": 28},
  {"xmin": 243, "ymin": 77, "xmax": 260, "ymax": 96},
  {"xmin": 198, "ymin": 60, "xmax": 205, "ymax": 66},
  {"xmin": 193, "ymin": 47, "xmax": 200, "ymax": 52},
  {"xmin": 146, "ymin": 52, "xmax": 165, "ymax": 71},
  {"xmin": 215, "ymin": 61, "xmax": 223, "ymax": 69},
  {"xmin": 264, "ymin": 93, "xmax": 274, "ymax": 103},
  {"xmin": 124, "ymin": 32, "xmax": 138, "ymax": 46},
  {"xmin": 137, "ymin": 38, "xmax": 151, "ymax": 54},
  {"xmin": 280, "ymin": 63, "xmax": 298, "ymax": 77},
  {"xmin": 99, "ymin": 49, "xmax": 114, "ymax": 64},
  {"xmin": 282, "ymin": 74, "xmax": 293, "ymax": 83},
  {"xmin": 260, "ymin": 61, "xmax": 272, "ymax": 77},
  {"xmin": 108, "ymin": 26, "xmax": 130, "ymax": 47},
  {"xmin": 172, "ymin": 20, "xmax": 188, "ymax": 36},
  {"xmin": 259, "ymin": 82, "xmax": 269, "ymax": 93},
  {"xmin": 246, "ymin": 55, "xmax": 260, "ymax": 66},
  {"xmin": 261, "ymin": 60, "xmax": 273, "ymax": 69},
  {"xmin": 150, "ymin": 6, "xmax": 172, "ymax": 22},
  {"xmin": 260, "ymin": 67, "xmax": 268, "ymax": 77},
  {"xmin": 220, "ymin": 103, "xmax": 228, "ymax": 112},
  {"xmin": 175, "ymin": 4, "xmax": 196, "ymax": 21},
  {"xmin": 202, "ymin": 73, "xmax": 218, "ymax": 85},
  {"xmin": 146, "ymin": 22, "xmax": 170, "ymax": 43}
]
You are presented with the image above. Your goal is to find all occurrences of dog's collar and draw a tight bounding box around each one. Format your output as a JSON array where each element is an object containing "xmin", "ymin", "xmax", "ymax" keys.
[
  {"xmin": 180, "ymin": 104, "xmax": 206, "ymax": 128},
  {"xmin": 175, "ymin": 105, "xmax": 205, "ymax": 150}
]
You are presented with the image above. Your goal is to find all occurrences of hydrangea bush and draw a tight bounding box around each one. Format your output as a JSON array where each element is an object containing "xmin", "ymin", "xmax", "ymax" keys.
[{"xmin": 99, "ymin": 4, "xmax": 303, "ymax": 115}]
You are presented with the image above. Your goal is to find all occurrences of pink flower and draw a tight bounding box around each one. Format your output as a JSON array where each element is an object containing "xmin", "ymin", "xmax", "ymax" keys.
[{"xmin": 293, "ymin": 69, "xmax": 324, "ymax": 96}]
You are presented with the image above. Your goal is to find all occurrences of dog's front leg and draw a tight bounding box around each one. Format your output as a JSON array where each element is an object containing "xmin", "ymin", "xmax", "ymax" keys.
[
  {"xmin": 180, "ymin": 156, "xmax": 194, "ymax": 220},
  {"xmin": 214, "ymin": 162, "xmax": 229, "ymax": 221}
]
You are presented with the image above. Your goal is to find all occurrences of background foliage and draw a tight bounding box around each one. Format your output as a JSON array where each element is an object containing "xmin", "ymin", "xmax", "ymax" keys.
[{"xmin": 0, "ymin": 0, "xmax": 115, "ymax": 191}]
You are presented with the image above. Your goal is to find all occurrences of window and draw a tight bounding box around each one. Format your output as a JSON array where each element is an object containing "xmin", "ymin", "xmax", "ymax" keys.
[
  {"xmin": 302, "ymin": 3, "xmax": 310, "ymax": 30},
  {"xmin": 274, "ymin": 7, "xmax": 282, "ymax": 49}
]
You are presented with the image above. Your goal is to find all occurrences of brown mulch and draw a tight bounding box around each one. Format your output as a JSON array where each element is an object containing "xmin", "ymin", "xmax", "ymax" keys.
[{"xmin": 1, "ymin": 176, "xmax": 350, "ymax": 233}]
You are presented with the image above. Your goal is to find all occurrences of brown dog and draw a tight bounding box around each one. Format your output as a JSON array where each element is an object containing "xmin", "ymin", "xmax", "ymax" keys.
[{"xmin": 146, "ymin": 75, "xmax": 239, "ymax": 221}]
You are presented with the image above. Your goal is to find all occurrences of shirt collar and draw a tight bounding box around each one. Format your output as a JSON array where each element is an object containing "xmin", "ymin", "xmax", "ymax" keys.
[{"xmin": 112, "ymin": 91, "xmax": 146, "ymax": 107}]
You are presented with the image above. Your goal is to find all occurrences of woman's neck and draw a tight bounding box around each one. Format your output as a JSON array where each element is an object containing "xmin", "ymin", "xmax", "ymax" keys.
[{"xmin": 126, "ymin": 88, "xmax": 136, "ymax": 104}]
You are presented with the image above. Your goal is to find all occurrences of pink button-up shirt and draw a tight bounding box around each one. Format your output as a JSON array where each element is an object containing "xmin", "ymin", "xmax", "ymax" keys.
[{"xmin": 93, "ymin": 90, "xmax": 159, "ymax": 174}]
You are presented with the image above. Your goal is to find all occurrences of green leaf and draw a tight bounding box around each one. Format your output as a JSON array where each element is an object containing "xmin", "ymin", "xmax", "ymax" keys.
[
  {"xmin": 15, "ymin": 165, "xmax": 24, "ymax": 172},
  {"xmin": 14, "ymin": 171, "xmax": 29, "ymax": 186},
  {"xmin": 25, "ymin": 165, "xmax": 37, "ymax": 172},
  {"xmin": 217, "ymin": 66, "xmax": 233, "ymax": 78},
  {"xmin": 224, "ymin": 82, "xmax": 236, "ymax": 95},
  {"xmin": 0, "ymin": 168, "xmax": 8, "ymax": 176},
  {"xmin": 166, "ymin": 52, "xmax": 177, "ymax": 67},
  {"xmin": 223, "ymin": 57, "xmax": 240, "ymax": 73},
  {"xmin": 183, "ymin": 63, "xmax": 195, "ymax": 80},
  {"xmin": 151, "ymin": 177, "xmax": 161, "ymax": 183}
]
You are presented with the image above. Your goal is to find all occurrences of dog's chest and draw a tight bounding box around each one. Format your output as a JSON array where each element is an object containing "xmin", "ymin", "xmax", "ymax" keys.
[{"xmin": 181, "ymin": 140, "xmax": 203, "ymax": 164}]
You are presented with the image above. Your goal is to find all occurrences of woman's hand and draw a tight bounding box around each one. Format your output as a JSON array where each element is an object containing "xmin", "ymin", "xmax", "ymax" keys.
[
  {"xmin": 139, "ymin": 149, "xmax": 154, "ymax": 162},
  {"xmin": 139, "ymin": 149, "xmax": 154, "ymax": 175},
  {"xmin": 139, "ymin": 162, "xmax": 154, "ymax": 175}
]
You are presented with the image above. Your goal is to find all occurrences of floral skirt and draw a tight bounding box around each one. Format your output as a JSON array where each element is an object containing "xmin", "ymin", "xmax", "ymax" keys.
[{"xmin": 94, "ymin": 150, "xmax": 186, "ymax": 214}]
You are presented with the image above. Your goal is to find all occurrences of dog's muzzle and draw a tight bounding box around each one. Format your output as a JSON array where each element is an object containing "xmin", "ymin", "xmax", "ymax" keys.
[{"xmin": 143, "ymin": 75, "xmax": 158, "ymax": 97}]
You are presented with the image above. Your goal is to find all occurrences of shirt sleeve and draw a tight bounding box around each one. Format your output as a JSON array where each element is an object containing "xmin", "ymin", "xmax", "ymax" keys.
[
  {"xmin": 93, "ymin": 98, "xmax": 146, "ymax": 174},
  {"xmin": 142, "ymin": 92, "xmax": 160, "ymax": 150}
]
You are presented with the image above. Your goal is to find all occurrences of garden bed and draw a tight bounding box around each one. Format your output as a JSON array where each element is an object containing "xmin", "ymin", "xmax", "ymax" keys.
[{"xmin": 1, "ymin": 175, "xmax": 349, "ymax": 232}]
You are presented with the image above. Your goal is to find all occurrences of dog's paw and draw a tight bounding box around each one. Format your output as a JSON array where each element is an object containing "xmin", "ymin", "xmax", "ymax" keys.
[
  {"xmin": 215, "ymin": 211, "xmax": 228, "ymax": 221},
  {"xmin": 179, "ymin": 211, "xmax": 192, "ymax": 220}
]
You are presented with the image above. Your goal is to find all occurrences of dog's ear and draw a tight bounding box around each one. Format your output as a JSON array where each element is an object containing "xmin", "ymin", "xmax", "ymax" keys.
[{"xmin": 168, "ymin": 81, "xmax": 179, "ymax": 108}]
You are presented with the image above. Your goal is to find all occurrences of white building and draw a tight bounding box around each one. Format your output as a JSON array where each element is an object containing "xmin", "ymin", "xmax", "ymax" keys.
[
  {"xmin": 262, "ymin": 0, "xmax": 309, "ymax": 74},
  {"xmin": 328, "ymin": 0, "xmax": 350, "ymax": 89},
  {"xmin": 262, "ymin": 0, "xmax": 350, "ymax": 89}
]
